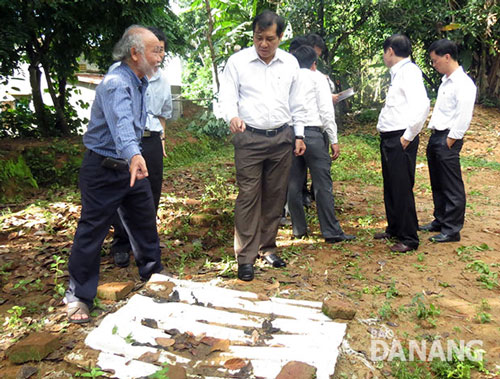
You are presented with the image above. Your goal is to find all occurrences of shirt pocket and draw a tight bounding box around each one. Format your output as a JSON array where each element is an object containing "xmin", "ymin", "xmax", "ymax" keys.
[
  {"xmin": 385, "ymin": 85, "xmax": 405, "ymax": 108},
  {"xmin": 271, "ymin": 74, "xmax": 293, "ymax": 98}
]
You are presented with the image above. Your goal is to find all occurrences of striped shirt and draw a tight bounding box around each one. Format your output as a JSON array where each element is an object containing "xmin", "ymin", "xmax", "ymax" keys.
[{"xmin": 83, "ymin": 62, "xmax": 148, "ymax": 161}]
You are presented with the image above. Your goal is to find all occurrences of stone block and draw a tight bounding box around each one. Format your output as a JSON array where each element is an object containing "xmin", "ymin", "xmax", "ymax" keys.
[
  {"xmin": 276, "ymin": 361, "xmax": 317, "ymax": 379},
  {"xmin": 97, "ymin": 281, "xmax": 134, "ymax": 301},
  {"xmin": 322, "ymin": 298, "xmax": 356, "ymax": 320},
  {"xmin": 6, "ymin": 332, "xmax": 60, "ymax": 364}
]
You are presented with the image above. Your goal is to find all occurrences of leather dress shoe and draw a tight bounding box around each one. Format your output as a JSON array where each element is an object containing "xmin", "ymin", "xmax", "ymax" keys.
[
  {"xmin": 262, "ymin": 253, "xmax": 286, "ymax": 268},
  {"xmin": 113, "ymin": 251, "xmax": 130, "ymax": 268},
  {"xmin": 429, "ymin": 233, "xmax": 460, "ymax": 243},
  {"xmin": 325, "ymin": 234, "xmax": 356, "ymax": 243},
  {"xmin": 373, "ymin": 232, "xmax": 393, "ymax": 240},
  {"xmin": 237, "ymin": 264, "xmax": 254, "ymax": 281},
  {"xmin": 293, "ymin": 233, "xmax": 308, "ymax": 239},
  {"xmin": 419, "ymin": 222, "xmax": 441, "ymax": 232},
  {"xmin": 390, "ymin": 242, "xmax": 415, "ymax": 253}
]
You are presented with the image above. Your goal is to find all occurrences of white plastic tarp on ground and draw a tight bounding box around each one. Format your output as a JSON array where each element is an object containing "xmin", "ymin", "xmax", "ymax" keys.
[{"xmin": 85, "ymin": 274, "xmax": 347, "ymax": 378}]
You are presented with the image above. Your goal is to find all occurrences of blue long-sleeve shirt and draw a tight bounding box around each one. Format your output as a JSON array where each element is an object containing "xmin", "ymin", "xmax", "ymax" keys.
[{"xmin": 83, "ymin": 62, "xmax": 148, "ymax": 161}]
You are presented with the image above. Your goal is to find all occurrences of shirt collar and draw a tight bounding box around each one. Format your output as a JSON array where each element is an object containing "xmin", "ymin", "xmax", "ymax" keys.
[
  {"xmin": 121, "ymin": 62, "xmax": 144, "ymax": 87},
  {"xmin": 250, "ymin": 46, "xmax": 284, "ymax": 65},
  {"xmin": 390, "ymin": 57, "xmax": 411, "ymax": 77},
  {"xmin": 442, "ymin": 65, "xmax": 464, "ymax": 84}
]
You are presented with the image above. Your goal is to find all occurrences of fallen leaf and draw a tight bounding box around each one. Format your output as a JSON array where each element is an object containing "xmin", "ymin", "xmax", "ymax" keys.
[
  {"xmin": 224, "ymin": 358, "xmax": 247, "ymax": 370},
  {"xmin": 210, "ymin": 339, "xmax": 230, "ymax": 353},
  {"xmin": 156, "ymin": 337, "xmax": 175, "ymax": 347},
  {"xmin": 138, "ymin": 351, "xmax": 160, "ymax": 363},
  {"xmin": 251, "ymin": 329, "xmax": 259, "ymax": 345},
  {"xmin": 265, "ymin": 281, "xmax": 279, "ymax": 291}
]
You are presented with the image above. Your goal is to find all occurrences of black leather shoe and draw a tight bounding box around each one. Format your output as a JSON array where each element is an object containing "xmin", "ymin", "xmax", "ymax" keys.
[
  {"xmin": 390, "ymin": 242, "xmax": 416, "ymax": 252},
  {"xmin": 419, "ymin": 222, "xmax": 441, "ymax": 232},
  {"xmin": 429, "ymin": 233, "xmax": 460, "ymax": 243},
  {"xmin": 113, "ymin": 251, "xmax": 130, "ymax": 268},
  {"xmin": 373, "ymin": 232, "xmax": 393, "ymax": 240},
  {"xmin": 237, "ymin": 264, "xmax": 254, "ymax": 281},
  {"xmin": 325, "ymin": 234, "xmax": 356, "ymax": 243},
  {"xmin": 293, "ymin": 233, "xmax": 308, "ymax": 239},
  {"xmin": 262, "ymin": 253, "xmax": 286, "ymax": 268}
]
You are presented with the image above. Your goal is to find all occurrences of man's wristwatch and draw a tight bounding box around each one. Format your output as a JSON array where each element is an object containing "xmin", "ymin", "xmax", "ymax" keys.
[{"xmin": 295, "ymin": 135, "xmax": 304, "ymax": 140}]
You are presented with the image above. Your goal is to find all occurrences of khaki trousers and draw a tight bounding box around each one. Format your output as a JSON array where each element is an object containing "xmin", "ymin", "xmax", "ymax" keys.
[{"xmin": 232, "ymin": 127, "xmax": 294, "ymax": 264}]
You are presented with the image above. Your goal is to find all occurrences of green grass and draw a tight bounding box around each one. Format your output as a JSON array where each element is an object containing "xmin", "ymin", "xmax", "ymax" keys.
[
  {"xmin": 332, "ymin": 134, "xmax": 382, "ymax": 185},
  {"xmin": 461, "ymin": 156, "xmax": 500, "ymax": 171}
]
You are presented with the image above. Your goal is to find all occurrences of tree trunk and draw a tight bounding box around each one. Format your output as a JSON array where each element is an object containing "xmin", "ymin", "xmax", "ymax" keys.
[
  {"xmin": 204, "ymin": 0, "xmax": 220, "ymax": 93},
  {"xmin": 27, "ymin": 63, "xmax": 48, "ymax": 135},
  {"xmin": 41, "ymin": 60, "xmax": 69, "ymax": 135},
  {"xmin": 486, "ymin": 54, "xmax": 500, "ymax": 101}
]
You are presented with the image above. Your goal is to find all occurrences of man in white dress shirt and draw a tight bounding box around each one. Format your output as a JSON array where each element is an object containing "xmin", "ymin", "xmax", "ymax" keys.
[
  {"xmin": 287, "ymin": 45, "xmax": 355, "ymax": 243},
  {"xmin": 374, "ymin": 34, "xmax": 430, "ymax": 252},
  {"xmin": 420, "ymin": 39, "xmax": 476, "ymax": 243},
  {"xmin": 219, "ymin": 10, "xmax": 307, "ymax": 281}
]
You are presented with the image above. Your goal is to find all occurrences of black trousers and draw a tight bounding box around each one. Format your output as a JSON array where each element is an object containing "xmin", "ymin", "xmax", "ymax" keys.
[
  {"xmin": 380, "ymin": 130, "xmax": 419, "ymax": 248},
  {"xmin": 287, "ymin": 128, "xmax": 344, "ymax": 239},
  {"xmin": 66, "ymin": 150, "xmax": 163, "ymax": 307},
  {"xmin": 426, "ymin": 130, "xmax": 465, "ymax": 235},
  {"xmin": 111, "ymin": 134, "xmax": 163, "ymax": 254}
]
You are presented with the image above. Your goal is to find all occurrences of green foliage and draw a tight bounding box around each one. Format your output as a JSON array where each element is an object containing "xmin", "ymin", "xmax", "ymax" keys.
[
  {"xmin": 466, "ymin": 260, "xmax": 499, "ymax": 289},
  {"xmin": 163, "ymin": 134, "xmax": 231, "ymax": 170},
  {"xmin": 461, "ymin": 157, "xmax": 500, "ymax": 171},
  {"xmin": 330, "ymin": 134, "xmax": 381, "ymax": 185},
  {"xmin": 181, "ymin": 58, "xmax": 215, "ymax": 107},
  {"xmin": 0, "ymin": 0, "xmax": 185, "ymax": 136},
  {"xmin": 75, "ymin": 367, "xmax": 107, "ymax": 378},
  {"xmin": 188, "ymin": 111, "xmax": 230, "ymax": 139},
  {"xmin": 456, "ymin": 244, "xmax": 491, "ymax": 262},
  {"xmin": 150, "ymin": 363, "xmax": 170, "ymax": 379},
  {"xmin": 430, "ymin": 348, "xmax": 487, "ymax": 378},
  {"xmin": 355, "ymin": 109, "xmax": 380, "ymax": 124},
  {"xmin": 50, "ymin": 254, "xmax": 66, "ymax": 299},
  {"xmin": 0, "ymin": 155, "xmax": 38, "ymax": 202},
  {"xmin": 378, "ymin": 301, "xmax": 393, "ymax": 320},
  {"xmin": 0, "ymin": 100, "xmax": 37, "ymax": 138},
  {"xmin": 5, "ymin": 305, "xmax": 26, "ymax": 328},
  {"xmin": 22, "ymin": 140, "xmax": 83, "ymax": 188}
]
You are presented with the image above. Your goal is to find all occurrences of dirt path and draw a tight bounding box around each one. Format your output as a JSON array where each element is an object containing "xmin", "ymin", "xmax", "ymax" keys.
[{"xmin": 0, "ymin": 105, "xmax": 499, "ymax": 377}]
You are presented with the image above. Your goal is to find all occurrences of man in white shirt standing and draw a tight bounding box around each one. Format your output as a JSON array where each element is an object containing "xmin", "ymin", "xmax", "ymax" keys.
[
  {"xmin": 420, "ymin": 39, "xmax": 476, "ymax": 243},
  {"xmin": 375, "ymin": 34, "xmax": 430, "ymax": 252},
  {"xmin": 219, "ymin": 10, "xmax": 307, "ymax": 281},
  {"xmin": 287, "ymin": 46, "xmax": 355, "ymax": 243}
]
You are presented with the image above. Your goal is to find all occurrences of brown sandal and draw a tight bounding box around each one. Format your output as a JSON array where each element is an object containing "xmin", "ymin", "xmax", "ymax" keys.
[{"xmin": 67, "ymin": 301, "xmax": 91, "ymax": 324}]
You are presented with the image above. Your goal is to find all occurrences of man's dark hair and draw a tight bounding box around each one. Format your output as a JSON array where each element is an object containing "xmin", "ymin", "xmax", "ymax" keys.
[
  {"xmin": 383, "ymin": 34, "xmax": 411, "ymax": 58},
  {"xmin": 289, "ymin": 36, "xmax": 308, "ymax": 53},
  {"xmin": 252, "ymin": 10, "xmax": 285, "ymax": 37},
  {"xmin": 429, "ymin": 39, "xmax": 458, "ymax": 61},
  {"xmin": 306, "ymin": 33, "xmax": 325, "ymax": 54},
  {"xmin": 147, "ymin": 26, "xmax": 168, "ymax": 50},
  {"xmin": 292, "ymin": 45, "xmax": 317, "ymax": 69}
]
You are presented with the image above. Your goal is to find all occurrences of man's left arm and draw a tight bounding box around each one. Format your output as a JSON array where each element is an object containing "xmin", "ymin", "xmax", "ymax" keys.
[
  {"xmin": 159, "ymin": 76, "xmax": 173, "ymax": 157},
  {"xmin": 289, "ymin": 64, "xmax": 307, "ymax": 156},
  {"xmin": 447, "ymin": 82, "xmax": 477, "ymax": 147},
  {"xmin": 401, "ymin": 69, "xmax": 430, "ymax": 149}
]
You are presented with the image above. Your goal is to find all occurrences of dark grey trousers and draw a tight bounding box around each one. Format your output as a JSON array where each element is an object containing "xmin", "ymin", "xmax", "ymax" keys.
[
  {"xmin": 426, "ymin": 130, "xmax": 465, "ymax": 235},
  {"xmin": 287, "ymin": 128, "xmax": 344, "ymax": 239}
]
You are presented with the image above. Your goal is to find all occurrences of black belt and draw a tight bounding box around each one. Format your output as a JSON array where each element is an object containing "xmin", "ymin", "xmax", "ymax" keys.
[
  {"xmin": 305, "ymin": 126, "xmax": 323, "ymax": 133},
  {"xmin": 379, "ymin": 129, "xmax": 405, "ymax": 139},
  {"xmin": 432, "ymin": 129, "xmax": 449, "ymax": 135},
  {"xmin": 246, "ymin": 124, "xmax": 288, "ymax": 137},
  {"xmin": 143, "ymin": 130, "xmax": 161, "ymax": 137}
]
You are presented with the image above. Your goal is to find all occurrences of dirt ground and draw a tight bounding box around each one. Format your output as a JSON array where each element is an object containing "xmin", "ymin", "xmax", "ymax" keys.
[{"xmin": 0, "ymin": 105, "xmax": 499, "ymax": 378}]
